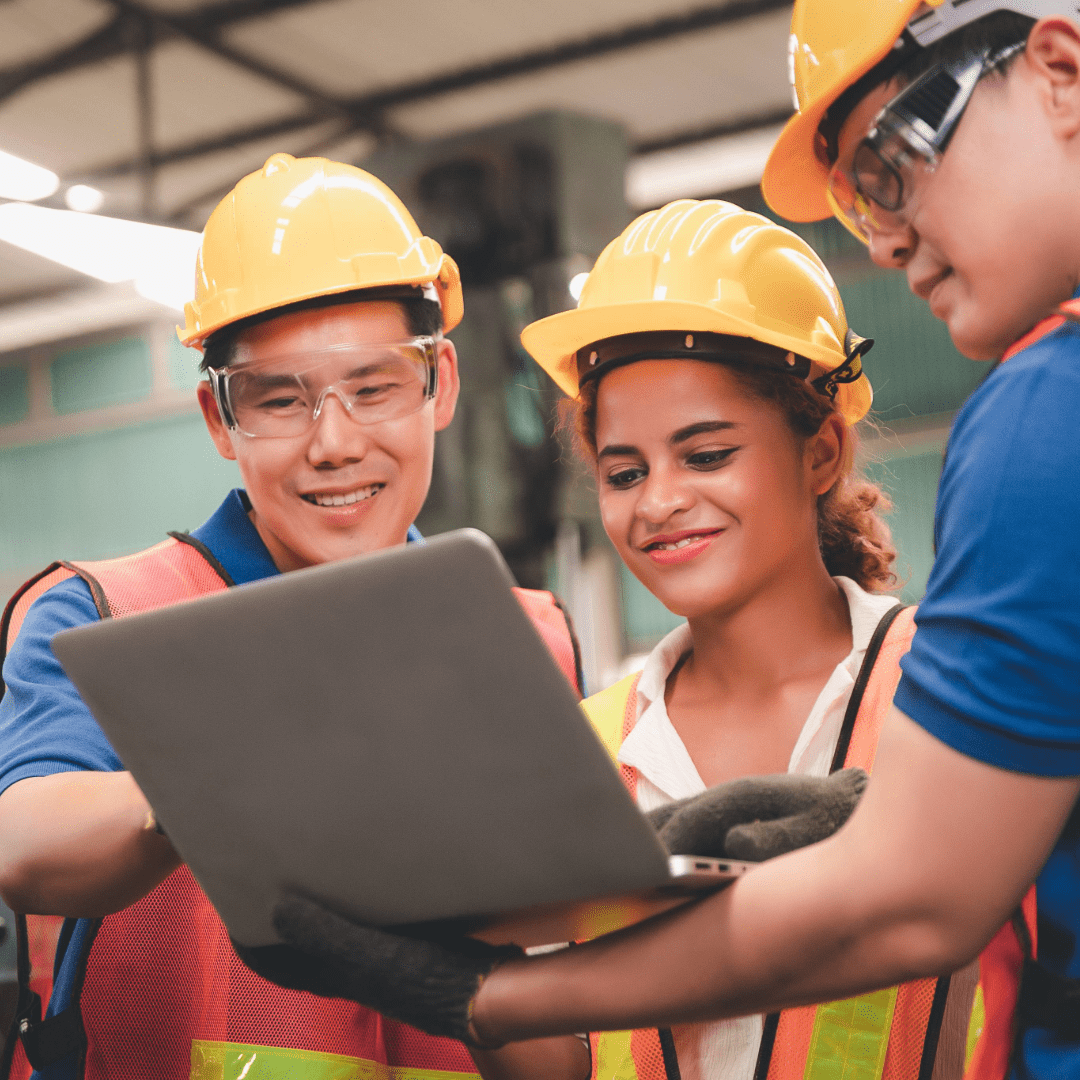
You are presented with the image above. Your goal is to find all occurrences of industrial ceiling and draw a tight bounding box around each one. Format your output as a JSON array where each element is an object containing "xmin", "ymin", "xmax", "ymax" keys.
[{"xmin": 0, "ymin": 0, "xmax": 795, "ymax": 308}]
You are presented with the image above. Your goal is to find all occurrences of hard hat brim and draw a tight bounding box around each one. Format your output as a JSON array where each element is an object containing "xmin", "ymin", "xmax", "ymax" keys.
[
  {"xmin": 761, "ymin": 6, "xmax": 914, "ymax": 222},
  {"xmin": 179, "ymin": 255, "xmax": 462, "ymax": 351},
  {"xmin": 523, "ymin": 300, "xmax": 852, "ymax": 395}
]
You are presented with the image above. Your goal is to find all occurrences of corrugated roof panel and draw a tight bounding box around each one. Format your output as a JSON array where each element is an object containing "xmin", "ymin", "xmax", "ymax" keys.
[
  {"xmin": 225, "ymin": 0, "xmax": 712, "ymax": 98},
  {"xmin": 387, "ymin": 10, "xmax": 792, "ymax": 143}
]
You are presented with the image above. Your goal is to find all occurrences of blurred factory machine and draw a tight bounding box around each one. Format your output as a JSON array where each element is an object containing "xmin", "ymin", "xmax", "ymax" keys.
[{"xmin": 364, "ymin": 111, "xmax": 631, "ymax": 689}]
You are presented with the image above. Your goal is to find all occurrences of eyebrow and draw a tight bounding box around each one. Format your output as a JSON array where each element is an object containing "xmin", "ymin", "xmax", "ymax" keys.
[
  {"xmin": 670, "ymin": 420, "xmax": 739, "ymax": 444},
  {"xmin": 242, "ymin": 358, "xmax": 403, "ymax": 387},
  {"xmin": 597, "ymin": 421, "xmax": 740, "ymax": 461}
]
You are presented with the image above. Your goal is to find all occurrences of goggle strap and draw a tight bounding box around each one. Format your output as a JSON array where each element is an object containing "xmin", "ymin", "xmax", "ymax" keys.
[{"xmin": 810, "ymin": 330, "xmax": 874, "ymax": 402}]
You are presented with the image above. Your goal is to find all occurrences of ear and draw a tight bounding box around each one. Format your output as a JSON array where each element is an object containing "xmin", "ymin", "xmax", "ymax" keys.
[
  {"xmin": 433, "ymin": 338, "xmax": 461, "ymax": 432},
  {"xmin": 197, "ymin": 381, "xmax": 238, "ymax": 462},
  {"xmin": 1026, "ymin": 18, "xmax": 1080, "ymax": 139},
  {"xmin": 806, "ymin": 413, "xmax": 847, "ymax": 496}
]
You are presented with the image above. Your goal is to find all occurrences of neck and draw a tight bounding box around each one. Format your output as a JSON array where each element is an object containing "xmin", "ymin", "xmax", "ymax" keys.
[{"xmin": 682, "ymin": 556, "xmax": 852, "ymax": 697}]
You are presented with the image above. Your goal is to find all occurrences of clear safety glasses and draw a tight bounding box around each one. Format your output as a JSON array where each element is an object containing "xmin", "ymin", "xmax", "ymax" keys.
[
  {"xmin": 208, "ymin": 337, "xmax": 439, "ymax": 439},
  {"xmin": 826, "ymin": 42, "xmax": 1025, "ymax": 243}
]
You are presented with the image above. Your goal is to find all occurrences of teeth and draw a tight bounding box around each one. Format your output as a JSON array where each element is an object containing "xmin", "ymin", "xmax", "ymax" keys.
[
  {"xmin": 306, "ymin": 485, "xmax": 380, "ymax": 507},
  {"xmin": 656, "ymin": 536, "xmax": 704, "ymax": 551}
]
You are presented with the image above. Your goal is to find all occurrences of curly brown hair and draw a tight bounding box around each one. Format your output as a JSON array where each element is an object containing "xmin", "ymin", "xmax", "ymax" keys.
[{"xmin": 561, "ymin": 358, "xmax": 898, "ymax": 593}]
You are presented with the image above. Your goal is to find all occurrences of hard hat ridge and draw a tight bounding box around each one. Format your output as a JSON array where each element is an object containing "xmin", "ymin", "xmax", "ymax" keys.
[{"xmin": 520, "ymin": 199, "xmax": 873, "ymax": 425}]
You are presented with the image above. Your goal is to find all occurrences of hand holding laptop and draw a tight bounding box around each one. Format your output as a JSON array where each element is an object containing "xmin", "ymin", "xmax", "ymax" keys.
[
  {"xmin": 233, "ymin": 767, "xmax": 869, "ymax": 1042},
  {"xmin": 648, "ymin": 767, "xmax": 868, "ymax": 862}
]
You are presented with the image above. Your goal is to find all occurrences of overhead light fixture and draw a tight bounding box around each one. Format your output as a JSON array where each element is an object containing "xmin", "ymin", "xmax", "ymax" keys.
[
  {"xmin": 0, "ymin": 202, "xmax": 201, "ymax": 312},
  {"xmin": 625, "ymin": 124, "xmax": 787, "ymax": 210},
  {"xmin": 0, "ymin": 149, "xmax": 59, "ymax": 202},
  {"xmin": 65, "ymin": 184, "xmax": 105, "ymax": 213},
  {"xmin": 568, "ymin": 272, "xmax": 589, "ymax": 302}
]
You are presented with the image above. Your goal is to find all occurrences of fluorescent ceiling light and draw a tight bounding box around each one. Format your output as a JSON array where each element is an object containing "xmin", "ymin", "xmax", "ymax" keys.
[
  {"xmin": 0, "ymin": 202, "xmax": 201, "ymax": 312},
  {"xmin": 65, "ymin": 184, "xmax": 105, "ymax": 213},
  {"xmin": 0, "ymin": 149, "xmax": 59, "ymax": 202},
  {"xmin": 625, "ymin": 124, "xmax": 786, "ymax": 210}
]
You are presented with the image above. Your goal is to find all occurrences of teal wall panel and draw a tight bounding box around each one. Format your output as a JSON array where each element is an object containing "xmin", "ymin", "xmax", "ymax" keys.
[
  {"xmin": 620, "ymin": 561, "xmax": 685, "ymax": 651},
  {"xmin": 51, "ymin": 337, "xmax": 153, "ymax": 415},
  {"xmin": 0, "ymin": 365, "xmax": 29, "ymax": 427},
  {"xmin": 866, "ymin": 449, "xmax": 944, "ymax": 603},
  {"xmin": 168, "ymin": 335, "xmax": 206, "ymax": 391},
  {"xmin": 0, "ymin": 413, "xmax": 240, "ymax": 581}
]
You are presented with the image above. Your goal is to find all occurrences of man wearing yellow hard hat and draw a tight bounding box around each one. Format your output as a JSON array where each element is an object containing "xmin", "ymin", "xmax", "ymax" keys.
[
  {"xmin": 0, "ymin": 153, "xmax": 586, "ymax": 1080},
  {"xmin": 206, "ymin": 5, "xmax": 1080, "ymax": 1080}
]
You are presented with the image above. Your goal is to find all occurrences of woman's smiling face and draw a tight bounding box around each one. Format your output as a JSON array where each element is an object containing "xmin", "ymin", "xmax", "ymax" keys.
[{"xmin": 594, "ymin": 359, "xmax": 836, "ymax": 620}]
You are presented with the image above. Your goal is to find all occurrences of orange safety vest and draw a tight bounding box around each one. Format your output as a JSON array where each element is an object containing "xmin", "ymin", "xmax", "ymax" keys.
[
  {"xmin": 580, "ymin": 604, "xmax": 1036, "ymax": 1080},
  {"xmin": 0, "ymin": 532, "xmax": 583, "ymax": 1080}
]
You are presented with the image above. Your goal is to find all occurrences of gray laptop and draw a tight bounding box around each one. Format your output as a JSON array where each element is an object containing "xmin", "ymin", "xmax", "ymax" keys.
[{"xmin": 52, "ymin": 529, "xmax": 753, "ymax": 948}]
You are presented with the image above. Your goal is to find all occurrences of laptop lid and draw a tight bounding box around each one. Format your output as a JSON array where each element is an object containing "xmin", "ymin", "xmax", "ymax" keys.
[{"xmin": 53, "ymin": 529, "xmax": 674, "ymax": 946}]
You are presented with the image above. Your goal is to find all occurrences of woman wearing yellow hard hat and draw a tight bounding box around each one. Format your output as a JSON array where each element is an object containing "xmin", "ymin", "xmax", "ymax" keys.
[{"xmin": 511, "ymin": 198, "xmax": 972, "ymax": 1080}]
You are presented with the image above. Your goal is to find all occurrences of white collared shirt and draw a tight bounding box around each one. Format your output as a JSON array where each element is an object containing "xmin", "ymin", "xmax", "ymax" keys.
[{"xmin": 617, "ymin": 577, "xmax": 900, "ymax": 1080}]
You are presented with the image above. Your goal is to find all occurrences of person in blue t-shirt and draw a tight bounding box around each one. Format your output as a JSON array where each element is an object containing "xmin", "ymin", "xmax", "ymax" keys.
[{"xmin": 215, "ymin": 8, "xmax": 1080, "ymax": 1077}]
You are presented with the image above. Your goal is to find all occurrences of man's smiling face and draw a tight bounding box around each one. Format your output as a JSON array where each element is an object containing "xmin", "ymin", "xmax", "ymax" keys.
[{"xmin": 198, "ymin": 299, "xmax": 459, "ymax": 571}]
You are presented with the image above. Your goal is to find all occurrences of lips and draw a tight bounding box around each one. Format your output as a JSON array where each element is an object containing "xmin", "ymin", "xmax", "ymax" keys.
[
  {"xmin": 301, "ymin": 483, "xmax": 383, "ymax": 507},
  {"xmin": 641, "ymin": 528, "xmax": 723, "ymax": 565},
  {"xmin": 911, "ymin": 266, "xmax": 952, "ymax": 305},
  {"xmin": 643, "ymin": 528, "xmax": 722, "ymax": 552}
]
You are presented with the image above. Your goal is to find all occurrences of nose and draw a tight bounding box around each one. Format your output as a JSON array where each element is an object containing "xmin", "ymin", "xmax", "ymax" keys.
[
  {"xmin": 636, "ymin": 463, "xmax": 695, "ymax": 526},
  {"xmin": 305, "ymin": 390, "xmax": 370, "ymax": 467},
  {"xmin": 867, "ymin": 220, "xmax": 916, "ymax": 269}
]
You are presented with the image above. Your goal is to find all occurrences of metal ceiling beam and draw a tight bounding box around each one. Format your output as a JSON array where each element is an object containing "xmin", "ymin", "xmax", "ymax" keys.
[
  {"xmin": 0, "ymin": 14, "xmax": 130, "ymax": 107},
  {"xmin": 354, "ymin": 0, "xmax": 793, "ymax": 111},
  {"xmin": 0, "ymin": 0, "xmax": 321, "ymax": 108},
  {"xmin": 102, "ymin": 0, "xmax": 357, "ymax": 121},
  {"xmin": 75, "ymin": 0, "xmax": 793, "ymax": 183}
]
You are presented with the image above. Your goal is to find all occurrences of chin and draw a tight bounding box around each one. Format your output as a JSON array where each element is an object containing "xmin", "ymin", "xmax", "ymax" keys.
[{"xmin": 947, "ymin": 312, "xmax": 1014, "ymax": 362}]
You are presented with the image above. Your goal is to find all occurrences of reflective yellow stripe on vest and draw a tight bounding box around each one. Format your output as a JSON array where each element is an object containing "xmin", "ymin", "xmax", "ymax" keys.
[
  {"xmin": 191, "ymin": 1042, "xmax": 479, "ymax": 1080},
  {"xmin": 804, "ymin": 986, "xmax": 898, "ymax": 1080},
  {"xmin": 965, "ymin": 982, "xmax": 986, "ymax": 1072},
  {"xmin": 582, "ymin": 673, "xmax": 637, "ymax": 764}
]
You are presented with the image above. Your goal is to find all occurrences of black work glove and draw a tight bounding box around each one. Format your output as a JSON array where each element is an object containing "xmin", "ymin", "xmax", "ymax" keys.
[
  {"xmin": 232, "ymin": 894, "xmax": 523, "ymax": 1046},
  {"xmin": 646, "ymin": 767, "xmax": 868, "ymax": 862}
]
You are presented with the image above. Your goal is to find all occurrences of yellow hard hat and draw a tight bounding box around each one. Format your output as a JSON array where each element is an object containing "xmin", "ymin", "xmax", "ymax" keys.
[
  {"xmin": 521, "ymin": 200, "xmax": 873, "ymax": 425},
  {"xmin": 762, "ymin": 0, "xmax": 1075, "ymax": 222},
  {"xmin": 179, "ymin": 153, "xmax": 462, "ymax": 349}
]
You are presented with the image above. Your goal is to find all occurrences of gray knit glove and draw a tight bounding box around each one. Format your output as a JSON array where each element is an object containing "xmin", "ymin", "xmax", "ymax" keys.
[
  {"xmin": 233, "ymin": 894, "xmax": 522, "ymax": 1046},
  {"xmin": 646, "ymin": 768, "xmax": 868, "ymax": 861}
]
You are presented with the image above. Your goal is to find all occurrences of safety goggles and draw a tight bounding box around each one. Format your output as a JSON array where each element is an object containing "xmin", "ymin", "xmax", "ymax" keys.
[
  {"xmin": 825, "ymin": 41, "xmax": 1025, "ymax": 243},
  {"xmin": 208, "ymin": 337, "xmax": 439, "ymax": 439}
]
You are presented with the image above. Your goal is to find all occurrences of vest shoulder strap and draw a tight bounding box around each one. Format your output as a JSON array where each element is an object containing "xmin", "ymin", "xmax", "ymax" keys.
[
  {"xmin": 834, "ymin": 605, "xmax": 916, "ymax": 773},
  {"xmin": 67, "ymin": 533, "xmax": 231, "ymax": 620},
  {"xmin": 511, "ymin": 587, "xmax": 584, "ymax": 697},
  {"xmin": 582, "ymin": 673, "xmax": 640, "ymax": 763}
]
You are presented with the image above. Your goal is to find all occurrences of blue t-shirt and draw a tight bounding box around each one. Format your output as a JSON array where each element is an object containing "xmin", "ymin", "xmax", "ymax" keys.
[
  {"xmin": 0, "ymin": 488, "xmax": 421, "ymax": 1076},
  {"xmin": 893, "ymin": 297, "xmax": 1080, "ymax": 1079}
]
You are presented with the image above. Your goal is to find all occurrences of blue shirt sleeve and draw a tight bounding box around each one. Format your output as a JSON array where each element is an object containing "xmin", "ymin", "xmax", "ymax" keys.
[
  {"xmin": 0, "ymin": 576, "xmax": 122, "ymax": 798},
  {"xmin": 894, "ymin": 323, "xmax": 1080, "ymax": 777}
]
